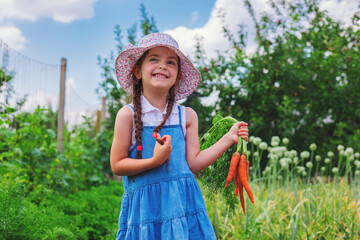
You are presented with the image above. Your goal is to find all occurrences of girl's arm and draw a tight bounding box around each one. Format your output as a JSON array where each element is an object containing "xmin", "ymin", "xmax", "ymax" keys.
[
  {"xmin": 185, "ymin": 107, "xmax": 248, "ymax": 173},
  {"xmin": 110, "ymin": 106, "xmax": 172, "ymax": 176}
]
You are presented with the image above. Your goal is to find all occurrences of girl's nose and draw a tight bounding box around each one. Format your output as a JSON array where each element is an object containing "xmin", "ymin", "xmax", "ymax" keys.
[{"xmin": 158, "ymin": 62, "xmax": 167, "ymax": 70}]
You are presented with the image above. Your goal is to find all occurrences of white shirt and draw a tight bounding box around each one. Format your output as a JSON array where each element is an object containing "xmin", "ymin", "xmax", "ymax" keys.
[{"xmin": 127, "ymin": 95, "xmax": 186, "ymax": 148}]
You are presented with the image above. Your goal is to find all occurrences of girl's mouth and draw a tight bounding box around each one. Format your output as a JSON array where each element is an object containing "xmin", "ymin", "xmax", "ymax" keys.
[{"xmin": 153, "ymin": 73, "xmax": 168, "ymax": 79}]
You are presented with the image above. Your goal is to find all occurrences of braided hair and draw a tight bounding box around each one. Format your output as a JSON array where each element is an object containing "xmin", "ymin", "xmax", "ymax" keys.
[{"xmin": 132, "ymin": 51, "xmax": 179, "ymax": 159}]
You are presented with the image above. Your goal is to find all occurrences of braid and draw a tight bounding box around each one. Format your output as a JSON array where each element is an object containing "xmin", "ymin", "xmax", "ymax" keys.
[
  {"xmin": 133, "ymin": 77, "xmax": 143, "ymax": 159},
  {"xmin": 153, "ymin": 85, "xmax": 176, "ymax": 134}
]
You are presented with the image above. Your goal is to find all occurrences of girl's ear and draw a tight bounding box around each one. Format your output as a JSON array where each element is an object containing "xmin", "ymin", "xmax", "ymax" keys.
[{"xmin": 132, "ymin": 65, "xmax": 142, "ymax": 79}]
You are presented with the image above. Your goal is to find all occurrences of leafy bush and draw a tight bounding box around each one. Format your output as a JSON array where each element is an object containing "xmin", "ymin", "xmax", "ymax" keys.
[{"xmin": 0, "ymin": 176, "xmax": 123, "ymax": 240}]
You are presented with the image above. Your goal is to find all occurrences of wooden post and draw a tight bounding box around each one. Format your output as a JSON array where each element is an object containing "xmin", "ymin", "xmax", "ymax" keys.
[
  {"xmin": 96, "ymin": 110, "xmax": 101, "ymax": 133},
  {"xmin": 101, "ymin": 96, "xmax": 106, "ymax": 122},
  {"xmin": 57, "ymin": 58, "xmax": 66, "ymax": 154}
]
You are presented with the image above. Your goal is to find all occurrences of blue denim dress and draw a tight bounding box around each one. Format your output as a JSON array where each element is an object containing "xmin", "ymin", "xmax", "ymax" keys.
[{"xmin": 116, "ymin": 105, "xmax": 216, "ymax": 239}]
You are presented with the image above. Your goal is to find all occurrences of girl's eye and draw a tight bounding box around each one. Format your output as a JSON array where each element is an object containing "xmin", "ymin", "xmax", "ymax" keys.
[
  {"xmin": 168, "ymin": 61, "xmax": 176, "ymax": 65},
  {"xmin": 149, "ymin": 58, "xmax": 157, "ymax": 62}
]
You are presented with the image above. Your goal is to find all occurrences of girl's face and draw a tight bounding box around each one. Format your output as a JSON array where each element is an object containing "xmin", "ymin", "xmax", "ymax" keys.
[{"xmin": 133, "ymin": 46, "xmax": 180, "ymax": 96}]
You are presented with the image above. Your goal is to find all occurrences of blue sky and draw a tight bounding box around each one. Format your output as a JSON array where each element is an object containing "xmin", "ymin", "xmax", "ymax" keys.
[
  {"xmin": 0, "ymin": 0, "xmax": 216, "ymax": 110},
  {"xmin": 0, "ymin": 0, "xmax": 358, "ymax": 118}
]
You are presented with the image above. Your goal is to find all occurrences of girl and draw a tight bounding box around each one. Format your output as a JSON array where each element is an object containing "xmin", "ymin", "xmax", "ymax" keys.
[{"xmin": 111, "ymin": 33, "xmax": 248, "ymax": 239}]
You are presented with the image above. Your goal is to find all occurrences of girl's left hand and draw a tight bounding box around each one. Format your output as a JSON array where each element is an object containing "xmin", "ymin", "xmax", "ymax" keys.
[
  {"xmin": 237, "ymin": 122, "xmax": 249, "ymax": 142},
  {"xmin": 228, "ymin": 121, "xmax": 249, "ymax": 144}
]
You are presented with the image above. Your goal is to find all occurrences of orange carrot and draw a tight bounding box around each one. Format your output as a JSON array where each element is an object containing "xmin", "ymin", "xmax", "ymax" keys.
[
  {"xmin": 246, "ymin": 160, "xmax": 249, "ymax": 181},
  {"xmin": 224, "ymin": 152, "xmax": 240, "ymax": 189},
  {"xmin": 237, "ymin": 164, "xmax": 246, "ymax": 213},
  {"xmin": 239, "ymin": 154, "xmax": 255, "ymax": 205},
  {"xmin": 234, "ymin": 166, "xmax": 239, "ymax": 197}
]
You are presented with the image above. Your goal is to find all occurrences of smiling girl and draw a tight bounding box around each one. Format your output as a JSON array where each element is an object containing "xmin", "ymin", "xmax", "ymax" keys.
[{"xmin": 111, "ymin": 33, "xmax": 248, "ymax": 239}]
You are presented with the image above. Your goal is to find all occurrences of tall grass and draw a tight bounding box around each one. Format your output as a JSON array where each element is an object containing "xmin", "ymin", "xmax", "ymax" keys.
[{"xmin": 201, "ymin": 137, "xmax": 360, "ymax": 239}]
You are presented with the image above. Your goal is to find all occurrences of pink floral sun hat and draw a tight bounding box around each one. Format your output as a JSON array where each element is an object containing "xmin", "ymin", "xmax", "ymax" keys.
[{"xmin": 115, "ymin": 32, "xmax": 201, "ymax": 101}]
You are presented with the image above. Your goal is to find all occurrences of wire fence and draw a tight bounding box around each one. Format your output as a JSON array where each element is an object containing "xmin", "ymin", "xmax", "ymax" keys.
[{"xmin": 0, "ymin": 38, "xmax": 100, "ymax": 128}]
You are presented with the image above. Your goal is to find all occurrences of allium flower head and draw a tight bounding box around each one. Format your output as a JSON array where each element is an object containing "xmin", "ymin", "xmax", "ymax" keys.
[
  {"xmin": 306, "ymin": 161, "xmax": 313, "ymax": 168},
  {"xmin": 310, "ymin": 143, "xmax": 317, "ymax": 151},
  {"xmin": 300, "ymin": 151, "xmax": 310, "ymax": 159},
  {"xmin": 282, "ymin": 138, "xmax": 289, "ymax": 145},
  {"xmin": 259, "ymin": 142, "xmax": 268, "ymax": 150},
  {"xmin": 345, "ymin": 147, "xmax": 354, "ymax": 157},
  {"xmin": 337, "ymin": 145, "xmax": 344, "ymax": 152},
  {"xmin": 271, "ymin": 136, "xmax": 280, "ymax": 147},
  {"xmin": 253, "ymin": 137, "xmax": 262, "ymax": 145}
]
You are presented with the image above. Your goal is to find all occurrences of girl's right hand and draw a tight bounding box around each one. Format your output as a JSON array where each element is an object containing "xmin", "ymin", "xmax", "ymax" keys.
[{"xmin": 152, "ymin": 134, "xmax": 172, "ymax": 167}]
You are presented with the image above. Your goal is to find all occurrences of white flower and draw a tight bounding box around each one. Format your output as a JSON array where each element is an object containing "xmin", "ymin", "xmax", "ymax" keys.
[
  {"xmin": 293, "ymin": 157, "xmax": 299, "ymax": 165},
  {"xmin": 300, "ymin": 151, "xmax": 310, "ymax": 159},
  {"xmin": 332, "ymin": 167, "xmax": 338, "ymax": 174},
  {"xmin": 349, "ymin": 156, "xmax": 355, "ymax": 162},
  {"xmin": 355, "ymin": 160, "xmax": 360, "ymax": 168},
  {"xmin": 355, "ymin": 170, "xmax": 360, "ymax": 176},
  {"xmin": 321, "ymin": 166, "xmax": 326, "ymax": 172},
  {"xmin": 306, "ymin": 162, "xmax": 313, "ymax": 168},
  {"xmin": 339, "ymin": 150, "xmax": 345, "ymax": 157},
  {"xmin": 249, "ymin": 136, "xmax": 255, "ymax": 143},
  {"xmin": 253, "ymin": 152, "xmax": 259, "ymax": 158},
  {"xmin": 345, "ymin": 147, "xmax": 354, "ymax": 157},
  {"xmin": 253, "ymin": 137, "xmax": 262, "ymax": 145},
  {"xmin": 324, "ymin": 158, "xmax": 331, "ymax": 164},
  {"xmin": 327, "ymin": 151, "xmax": 334, "ymax": 158},
  {"xmin": 284, "ymin": 151, "xmax": 291, "ymax": 158},
  {"xmin": 355, "ymin": 153, "xmax": 360, "ymax": 159},
  {"xmin": 271, "ymin": 136, "xmax": 280, "ymax": 147},
  {"xmin": 337, "ymin": 145, "xmax": 344, "ymax": 152},
  {"xmin": 280, "ymin": 158, "xmax": 289, "ymax": 169},
  {"xmin": 310, "ymin": 143, "xmax": 317, "ymax": 151},
  {"xmin": 282, "ymin": 138, "xmax": 289, "ymax": 145},
  {"xmin": 302, "ymin": 171, "xmax": 307, "ymax": 177},
  {"xmin": 315, "ymin": 155, "xmax": 321, "ymax": 162},
  {"xmin": 259, "ymin": 142, "xmax": 268, "ymax": 150},
  {"xmin": 290, "ymin": 150, "xmax": 298, "ymax": 157}
]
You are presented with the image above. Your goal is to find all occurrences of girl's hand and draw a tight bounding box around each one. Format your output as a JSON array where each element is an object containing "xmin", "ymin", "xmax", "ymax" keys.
[
  {"xmin": 238, "ymin": 122, "xmax": 249, "ymax": 142},
  {"xmin": 152, "ymin": 134, "xmax": 172, "ymax": 167},
  {"xmin": 228, "ymin": 121, "xmax": 249, "ymax": 144}
]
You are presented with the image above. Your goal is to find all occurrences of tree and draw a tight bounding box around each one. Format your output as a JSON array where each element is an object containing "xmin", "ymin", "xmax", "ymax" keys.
[{"xmin": 196, "ymin": 0, "xmax": 360, "ymax": 153}]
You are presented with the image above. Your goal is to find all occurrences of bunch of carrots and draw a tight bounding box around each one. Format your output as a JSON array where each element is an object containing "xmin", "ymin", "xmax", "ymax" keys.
[{"xmin": 224, "ymin": 137, "xmax": 255, "ymax": 213}]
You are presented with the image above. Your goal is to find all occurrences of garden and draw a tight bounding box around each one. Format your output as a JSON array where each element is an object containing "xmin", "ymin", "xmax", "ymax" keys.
[{"xmin": 1, "ymin": 0, "xmax": 360, "ymax": 239}]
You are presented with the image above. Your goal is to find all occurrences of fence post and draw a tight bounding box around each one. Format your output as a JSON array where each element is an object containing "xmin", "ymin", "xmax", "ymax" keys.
[
  {"xmin": 57, "ymin": 58, "xmax": 66, "ymax": 154},
  {"xmin": 101, "ymin": 96, "xmax": 106, "ymax": 122}
]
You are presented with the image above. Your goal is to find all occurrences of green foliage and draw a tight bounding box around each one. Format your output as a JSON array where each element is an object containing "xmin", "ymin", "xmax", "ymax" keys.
[
  {"xmin": 0, "ymin": 106, "xmax": 109, "ymax": 202},
  {"xmin": 0, "ymin": 176, "xmax": 123, "ymax": 239},
  {"xmin": 196, "ymin": 0, "xmax": 360, "ymax": 155}
]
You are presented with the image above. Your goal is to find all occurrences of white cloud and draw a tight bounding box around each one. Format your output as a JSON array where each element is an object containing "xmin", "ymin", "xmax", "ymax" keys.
[
  {"xmin": 165, "ymin": 0, "xmax": 359, "ymax": 61},
  {"xmin": 0, "ymin": 26, "xmax": 26, "ymax": 50},
  {"xmin": 0, "ymin": 0, "xmax": 97, "ymax": 23}
]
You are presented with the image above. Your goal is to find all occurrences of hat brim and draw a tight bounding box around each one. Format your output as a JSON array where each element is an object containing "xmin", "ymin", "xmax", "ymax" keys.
[{"xmin": 115, "ymin": 43, "xmax": 201, "ymax": 101}]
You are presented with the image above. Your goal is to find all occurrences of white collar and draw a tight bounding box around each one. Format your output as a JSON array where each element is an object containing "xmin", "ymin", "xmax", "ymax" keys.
[{"xmin": 140, "ymin": 95, "xmax": 178, "ymax": 114}]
